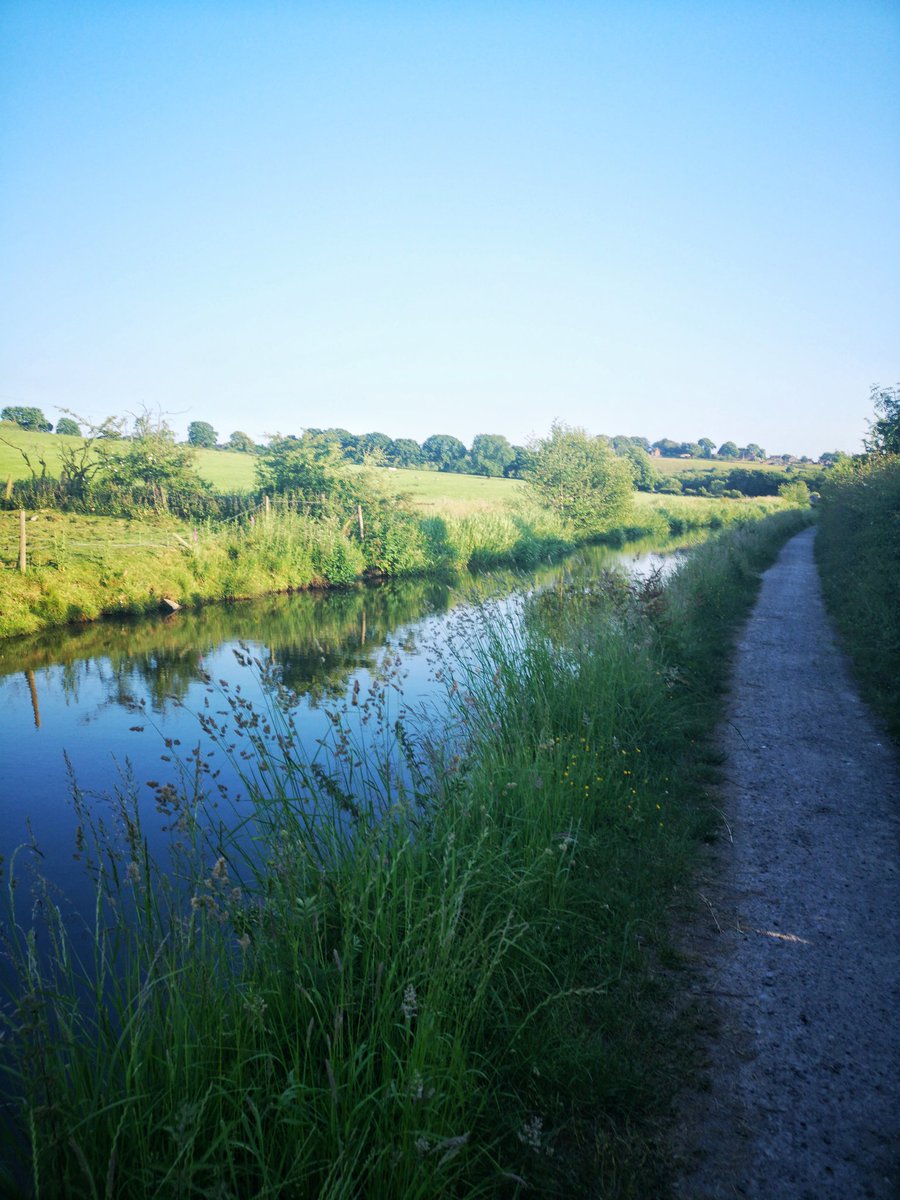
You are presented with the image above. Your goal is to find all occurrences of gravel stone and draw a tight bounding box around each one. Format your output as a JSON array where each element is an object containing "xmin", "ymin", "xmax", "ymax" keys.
[{"xmin": 672, "ymin": 526, "xmax": 899, "ymax": 1199}]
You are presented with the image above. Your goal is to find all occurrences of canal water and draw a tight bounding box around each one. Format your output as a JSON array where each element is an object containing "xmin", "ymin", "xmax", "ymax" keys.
[{"xmin": 0, "ymin": 539, "xmax": 685, "ymax": 922}]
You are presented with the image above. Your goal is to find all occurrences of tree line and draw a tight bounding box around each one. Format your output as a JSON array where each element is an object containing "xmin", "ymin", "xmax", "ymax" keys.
[{"xmin": 2, "ymin": 406, "xmax": 839, "ymax": 473}]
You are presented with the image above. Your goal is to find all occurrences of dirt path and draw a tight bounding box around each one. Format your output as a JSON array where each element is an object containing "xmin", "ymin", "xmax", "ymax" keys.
[{"xmin": 672, "ymin": 526, "xmax": 899, "ymax": 1199}]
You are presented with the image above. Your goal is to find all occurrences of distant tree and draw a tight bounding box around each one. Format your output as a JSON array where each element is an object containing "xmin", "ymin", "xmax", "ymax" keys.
[
  {"xmin": 2, "ymin": 405, "xmax": 52, "ymax": 432},
  {"xmin": 225, "ymin": 430, "xmax": 255, "ymax": 454},
  {"xmin": 505, "ymin": 445, "xmax": 534, "ymax": 479},
  {"xmin": 741, "ymin": 442, "xmax": 766, "ymax": 461},
  {"xmin": 819, "ymin": 451, "xmax": 849, "ymax": 467},
  {"xmin": 718, "ymin": 441, "xmax": 740, "ymax": 459},
  {"xmin": 55, "ymin": 417, "xmax": 82, "ymax": 437},
  {"xmin": 188, "ymin": 420, "xmax": 218, "ymax": 449},
  {"xmin": 865, "ymin": 383, "xmax": 900, "ymax": 455},
  {"xmin": 470, "ymin": 433, "xmax": 516, "ymax": 477},
  {"xmin": 422, "ymin": 434, "xmax": 467, "ymax": 472},
  {"xmin": 526, "ymin": 422, "xmax": 634, "ymax": 534},
  {"xmin": 698, "ymin": 437, "xmax": 716, "ymax": 457},
  {"xmin": 778, "ymin": 480, "xmax": 811, "ymax": 507},
  {"xmin": 679, "ymin": 441, "xmax": 702, "ymax": 458},
  {"xmin": 652, "ymin": 438, "xmax": 681, "ymax": 457},
  {"xmin": 724, "ymin": 468, "xmax": 779, "ymax": 497},
  {"xmin": 257, "ymin": 435, "xmax": 364, "ymax": 515},
  {"xmin": 621, "ymin": 444, "xmax": 658, "ymax": 491},
  {"xmin": 356, "ymin": 432, "xmax": 393, "ymax": 461},
  {"xmin": 389, "ymin": 438, "xmax": 424, "ymax": 467}
]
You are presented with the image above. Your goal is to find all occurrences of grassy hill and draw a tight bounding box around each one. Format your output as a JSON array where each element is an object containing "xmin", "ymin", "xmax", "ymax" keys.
[{"xmin": 1, "ymin": 424, "xmax": 819, "ymax": 507}]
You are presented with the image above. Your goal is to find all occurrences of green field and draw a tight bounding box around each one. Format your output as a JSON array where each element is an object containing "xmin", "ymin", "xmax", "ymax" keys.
[
  {"xmin": 649, "ymin": 454, "xmax": 815, "ymax": 477},
  {"xmin": 1, "ymin": 424, "xmax": 817, "ymax": 501}
]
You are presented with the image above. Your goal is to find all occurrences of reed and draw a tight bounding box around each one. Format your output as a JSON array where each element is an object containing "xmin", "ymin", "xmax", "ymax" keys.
[{"xmin": 0, "ymin": 510, "xmax": 811, "ymax": 1197}]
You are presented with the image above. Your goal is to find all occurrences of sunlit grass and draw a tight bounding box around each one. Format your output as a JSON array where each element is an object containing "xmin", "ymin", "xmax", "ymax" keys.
[{"xmin": 0, "ymin": 508, "xmax": 813, "ymax": 1197}]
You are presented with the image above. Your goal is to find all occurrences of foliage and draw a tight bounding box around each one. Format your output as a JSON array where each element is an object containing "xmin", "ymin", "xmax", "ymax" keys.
[
  {"xmin": 55, "ymin": 417, "xmax": 81, "ymax": 437},
  {"xmin": 389, "ymin": 437, "xmax": 424, "ymax": 467},
  {"xmin": 865, "ymin": 382, "xmax": 900, "ymax": 455},
  {"xmin": 717, "ymin": 440, "xmax": 739, "ymax": 458},
  {"xmin": 619, "ymin": 443, "xmax": 658, "ymax": 491},
  {"xmin": 55, "ymin": 412, "xmax": 125, "ymax": 497},
  {"xmin": 526, "ymin": 421, "xmax": 634, "ymax": 535},
  {"xmin": 1, "ymin": 405, "xmax": 51, "ymax": 431},
  {"xmin": 777, "ymin": 480, "xmax": 811, "ymax": 507},
  {"xmin": 816, "ymin": 453, "xmax": 900, "ymax": 736},
  {"xmin": 256, "ymin": 434, "xmax": 367, "ymax": 515},
  {"xmin": 225, "ymin": 430, "xmax": 255, "ymax": 453},
  {"xmin": 505, "ymin": 444, "xmax": 533, "ymax": 478},
  {"xmin": 469, "ymin": 433, "xmax": 515, "ymax": 477},
  {"xmin": 0, "ymin": 511, "xmax": 808, "ymax": 1196},
  {"xmin": 187, "ymin": 419, "xmax": 218, "ymax": 448},
  {"xmin": 422, "ymin": 433, "xmax": 467, "ymax": 471},
  {"xmin": 106, "ymin": 412, "xmax": 209, "ymax": 497}
]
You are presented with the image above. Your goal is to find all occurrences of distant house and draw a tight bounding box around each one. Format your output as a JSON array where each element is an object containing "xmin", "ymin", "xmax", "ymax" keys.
[{"xmin": 650, "ymin": 447, "xmax": 661, "ymax": 457}]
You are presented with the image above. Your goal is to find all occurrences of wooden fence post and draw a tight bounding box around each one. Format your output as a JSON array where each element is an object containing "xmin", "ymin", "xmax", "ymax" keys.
[
  {"xmin": 18, "ymin": 509, "xmax": 27, "ymax": 573},
  {"xmin": 357, "ymin": 504, "xmax": 365, "ymax": 540},
  {"xmin": 264, "ymin": 494, "xmax": 271, "ymax": 520}
]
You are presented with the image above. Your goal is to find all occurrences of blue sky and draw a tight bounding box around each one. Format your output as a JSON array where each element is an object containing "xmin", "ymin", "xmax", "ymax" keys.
[{"xmin": 2, "ymin": 1, "xmax": 897, "ymax": 458}]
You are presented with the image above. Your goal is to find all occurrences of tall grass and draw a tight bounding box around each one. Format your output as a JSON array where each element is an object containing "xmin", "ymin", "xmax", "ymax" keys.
[
  {"xmin": 815, "ymin": 454, "xmax": 900, "ymax": 737},
  {"xmin": 0, "ymin": 510, "xmax": 812, "ymax": 1197}
]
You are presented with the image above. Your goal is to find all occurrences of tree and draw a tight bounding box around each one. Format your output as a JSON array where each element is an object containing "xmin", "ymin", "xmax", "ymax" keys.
[
  {"xmin": 225, "ymin": 430, "xmax": 255, "ymax": 454},
  {"xmin": 866, "ymin": 383, "xmax": 900, "ymax": 455},
  {"xmin": 778, "ymin": 480, "xmax": 811, "ymax": 507},
  {"xmin": 105, "ymin": 410, "xmax": 207, "ymax": 498},
  {"xmin": 1, "ymin": 405, "xmax": 52, "ymax": 432},
  {"xmin": 188, "ymin": 420, "xmax": 218, "ymax": 449},
  {"xmin": 718, "ymin": 441, "xmax": 740, "ymax": 459},
  {"xmin": 741, "ymin": 443, "xmax": 766, "ymax": 461},
  {"xmin": 505, "ymin": 445, "xmax": 533, "ymax": 479},
  {"xmin": 470, "ymin": 433, "xmax": 515, "ymax": 477},
  {"xmin": 698, "ymin": 438, "xmax": 716, "ymax": 457},
  {"xmin": 388, "ymin": 438, "xmax": 424, "ymax": 468},
  {"xmin": 621, "ymin": 444, "xmax": 658, "ymax": 491},
  {"xmin": 55, "ymin": 417, "xmax": 82, "ymax": 437},
  {"xmin": 422, "ymin": 434, "xmax": 467, "ymax": 472},
  {"xmin": 56, "ymin": 412, "xmax": 125, "ymax": 496},
  {"xmin": 526, "ymin": 422, "xmax": 634, "ymax": 534},
  {"xmin": 355, "ymin": 432, "xmax": 392, "ymax": 462},
  {"xmin": 651, "ymin": 438, "xmax": 681, "ymax": 457},
  {"xmin": 819, "ymin": 451, "xmax": 849, "ymax": 467},
  {"xmin": 256, "ymin": 434, "xmax": 365, "ymax": 516}
]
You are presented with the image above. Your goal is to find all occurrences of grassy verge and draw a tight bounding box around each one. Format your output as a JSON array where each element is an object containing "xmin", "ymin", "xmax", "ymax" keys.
[
  {"xmin": 0, "ymin": 494, "xmax": 793, "ymax": 641},
  {"xmin": 815, "ymin": 454, "xmax": 900, "ymax": 738},
  {"xmin": 0, "ymin": 509, "xmax": 811, "ymax": 1198}
]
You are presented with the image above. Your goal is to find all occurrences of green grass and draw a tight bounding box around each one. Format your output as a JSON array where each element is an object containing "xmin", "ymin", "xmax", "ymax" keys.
[
  {"xmin": 815, "ymin": 454, "xmax": 900, "ymax": 738},
  {"xmin": 379, "ymin": 466, "xmax": 523, "ymax": 513},
  {"xmin": 648, "ymin": 455, "xmax": 815, "ymax": 477},
  {"xmin": 0, "ymin": 508, "xmax": 813, "ymax": 1198},
  {"xmin": 0, "ymin": 496, "xmax": 793, "ymax": 641}
]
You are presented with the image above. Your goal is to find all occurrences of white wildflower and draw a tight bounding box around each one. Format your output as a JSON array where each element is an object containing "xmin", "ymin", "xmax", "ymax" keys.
[{"xmin": 401, "ymin": 983, "xmax": 418, "ymax": 1022}]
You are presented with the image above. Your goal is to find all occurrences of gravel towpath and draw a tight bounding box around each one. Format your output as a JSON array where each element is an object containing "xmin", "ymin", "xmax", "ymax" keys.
[{"xmin": 672, "ymin": 526, "xmax": 899, "ymax": 1199}]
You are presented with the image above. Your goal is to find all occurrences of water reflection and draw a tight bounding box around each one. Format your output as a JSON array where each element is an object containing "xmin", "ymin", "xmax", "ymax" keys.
[{"xmin": 0, "ymin": 539, "xmax": 682, "ymax": 728}]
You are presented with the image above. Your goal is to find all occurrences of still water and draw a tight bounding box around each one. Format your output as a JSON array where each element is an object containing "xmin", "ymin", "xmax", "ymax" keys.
[{"xmin": 0, "ymin": 540, "xmax": 684, "ymax": 915}]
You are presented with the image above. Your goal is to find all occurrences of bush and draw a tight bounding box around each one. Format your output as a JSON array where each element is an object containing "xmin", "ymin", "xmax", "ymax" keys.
[{"xmin": 816, "ymin": 455, "xmax": 900, "ymax": 735}]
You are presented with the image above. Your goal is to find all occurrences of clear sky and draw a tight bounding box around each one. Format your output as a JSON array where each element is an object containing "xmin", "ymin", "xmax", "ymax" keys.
[{"xmin": 2, "ymin": 1, "xmax": 897, "ymax": 458}]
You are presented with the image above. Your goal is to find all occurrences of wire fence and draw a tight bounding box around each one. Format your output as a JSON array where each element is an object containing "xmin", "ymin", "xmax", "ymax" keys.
[{"xmin": 1, "ymin": 494, "xmax": 365, "ymax": 572}]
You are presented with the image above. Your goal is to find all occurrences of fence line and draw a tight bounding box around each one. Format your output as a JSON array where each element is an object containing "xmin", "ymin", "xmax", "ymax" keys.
[{"xmin": 1, "ymin": 495, "xmax": 372, "ymax": 570}]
